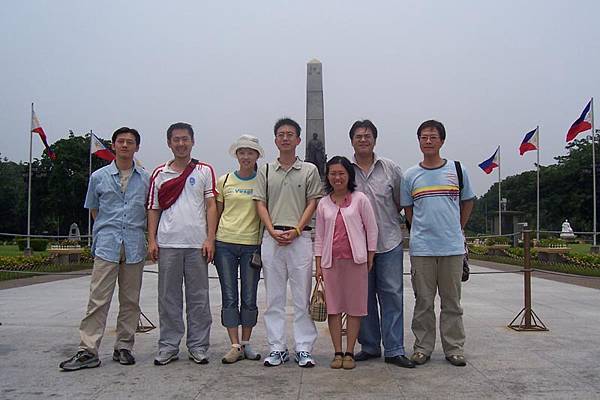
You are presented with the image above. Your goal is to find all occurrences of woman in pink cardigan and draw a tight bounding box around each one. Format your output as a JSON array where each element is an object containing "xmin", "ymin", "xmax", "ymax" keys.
[{"xmin": 315, "ymin": 156, "xmax": 378, "ymax": 370}]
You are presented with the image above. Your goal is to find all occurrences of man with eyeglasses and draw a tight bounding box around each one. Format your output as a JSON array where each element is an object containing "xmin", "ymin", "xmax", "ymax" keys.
[
  {"xmin": 253, "ymin": 117, "xmax": 323, "ymax": 368},
  {"xmin": 148, "ymin": 122, "xmax": 218, "ymax": 366},
  {"xmin": 401, "ymin": 120, "xmax": 474, "ymax": 367},
  {"xmin": 60, "ymin": 127, "xmax": 150, "ymax": 371},
  {"xmin": 349, "ymin": 120, "xmax": 415, "ymax": 368}
]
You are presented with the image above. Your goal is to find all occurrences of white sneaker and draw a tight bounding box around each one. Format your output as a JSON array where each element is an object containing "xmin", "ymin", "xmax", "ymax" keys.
[
  {"xmin": 188, "ymin": 349, "xmax": 209, "ymax": 364},
  {"xmin": 242, "ymin": 344, "xmax": 261, "ymax": 361},
  {"xmin": 295, "ymin": 351, "xmax": 315, "ymax": 368},
  {"xmin": 263, "ymin": 349, "xmax": 289, "ymax": 367},
  {"xmin": 153, "ymin": 351, "xmax": 179, "ymax": 366}
]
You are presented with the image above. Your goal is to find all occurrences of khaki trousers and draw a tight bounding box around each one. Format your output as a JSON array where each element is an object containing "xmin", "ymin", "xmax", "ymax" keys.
[
  {"xmin": 79, "ymin": 252, "xmax": 144, "ymax": 355},
  {"xmin": 410, "ymin": 255, "xmax": 465, "ymax": 357}
]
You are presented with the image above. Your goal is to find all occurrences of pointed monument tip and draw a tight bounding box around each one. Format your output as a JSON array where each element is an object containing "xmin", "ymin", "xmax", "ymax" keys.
[{"xmin": 308, "ymin": 58, "xmax": 321, "ymax": 64}]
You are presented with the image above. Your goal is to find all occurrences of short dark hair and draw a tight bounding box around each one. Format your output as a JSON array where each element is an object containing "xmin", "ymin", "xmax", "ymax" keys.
[
  {"xmin": 349, "ymin": 119, "xmax": 378, "ymax": 140},
  {"xmin": 274, "ymin": 118, "xmax": 301, "ymax": 137},
  {"xmin": 417, "ymin": 120, "xmax": 446, "ymax": 141},
  {"xmin": 167, "ymin": 122, "xmax": 194, "ymax": 141},
  {"xmin": 324, "ymin": 156, "xmax": 357, "ymax": 194},
  {"xmin": 112, "ymin": 127, "xmax": 140, "ymax": 145}
]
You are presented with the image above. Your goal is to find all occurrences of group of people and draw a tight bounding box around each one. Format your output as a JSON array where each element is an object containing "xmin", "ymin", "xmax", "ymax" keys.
[{"xmin": 59, "ymin": 117, "xmax": 475, "ymax": 373}]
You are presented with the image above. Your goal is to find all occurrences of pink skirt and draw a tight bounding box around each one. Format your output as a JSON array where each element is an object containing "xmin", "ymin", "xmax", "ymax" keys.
[{"xmin": 322, "ymin": 258, "xmax": 368, "ymax": 316}]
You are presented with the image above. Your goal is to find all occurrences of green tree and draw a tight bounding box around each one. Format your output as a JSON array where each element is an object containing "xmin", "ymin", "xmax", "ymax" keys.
[
  {"xmin": 467, "ymin": 135, "xmax": 599, "ymax": 234},
  {"xmin": 0, "ymin": 158, "xmax": 27, "ymax": 235},
  {"xmin": 0, "ymin": 133, "xmax": 112, "ymax": 236}
]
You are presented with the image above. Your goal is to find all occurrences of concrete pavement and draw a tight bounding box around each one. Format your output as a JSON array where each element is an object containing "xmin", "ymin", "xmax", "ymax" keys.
[{"xmin": 1, "ymin": 255, "xmax": 599, "ymax": 400}]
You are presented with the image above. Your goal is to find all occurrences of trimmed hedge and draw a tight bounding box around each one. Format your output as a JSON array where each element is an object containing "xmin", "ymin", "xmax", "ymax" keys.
[
  {"xmin": 469, "ymin": 253, "xmax": 600, "ymax": 277},
  {"xmin": 0, "ymin": 247, "xmax": 94, "ymax": 281},
  {"xmin": 538, "ymin": 238, "xmax": 567, "ymax": 247},
  {"xmin": 0, "ymin": 263, "xmax": 92, "ymax": 281},
  {"xmin": 484, "ymin": 236, "xmax": 510, "ymax": 246},
  {"xmin": 16, "ymin": 239, "xmax": 49, "ymax": 252}
]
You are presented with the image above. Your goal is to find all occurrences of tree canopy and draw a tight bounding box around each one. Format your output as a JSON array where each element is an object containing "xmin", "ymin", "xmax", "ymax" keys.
[
  {"xmin": 0, "ymin": 132, "xmax": 111, "ymax": 237},
  {"xmin": 466, "ymin": 136, "xmax": 599, "ymax": 234}
]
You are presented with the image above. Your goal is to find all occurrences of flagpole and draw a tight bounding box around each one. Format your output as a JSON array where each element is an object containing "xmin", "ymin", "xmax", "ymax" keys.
[
  {"xmin": 536, "ymin": 126, "xmax": 540, "ymax": 242},
  {"xmin": 498, "ymin": 146, "xmax": 502, "ymax": 236},
  {"xmin": 591, "ymin": 97, "xmax": 597, "ymax": 247},
  {"xmin": 25, "ymin": 103, "xmax": 34, "ymax": 256},
  {"xmin": 88, "ymin": 130, "xmax": 93, "ymax": 247}
]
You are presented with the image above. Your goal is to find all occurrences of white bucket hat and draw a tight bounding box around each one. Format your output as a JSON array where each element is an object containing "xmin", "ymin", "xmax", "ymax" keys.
[{"xmin": 229, "ymin": 134, "xmax": 264, "ymax": 158}]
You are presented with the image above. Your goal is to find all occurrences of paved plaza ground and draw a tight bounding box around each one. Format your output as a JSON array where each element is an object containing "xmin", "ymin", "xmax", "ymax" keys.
[{"xmin": 1, "ymin": 255, "xmax": 599, "ymax": 400}]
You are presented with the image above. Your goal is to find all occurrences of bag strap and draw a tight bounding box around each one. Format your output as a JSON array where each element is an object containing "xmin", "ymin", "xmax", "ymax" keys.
[
  {"xmin": 311, "ymin": 279, "xmax": 319, "ymax": 301},
  {"xmin": 455, "ymin": 161, "xmax": 468, "ymax": 251},
  {"xmin": 221, "ymin": 173, "xmax": 230, "ymax": 210},
  {"xmin": 265, "ymin": 163, "xmax": 269, "ymax": 210},
  {"xmin": 311, "ymin": 278, "xmax": 325, "ymax": 301},
  {"xmin": 256, "ymin": 167, "xmax": 264, "ymax": 244},
  {"xmin": 454, "ymin": 160, "xmax": 463, "ymax": 197}
]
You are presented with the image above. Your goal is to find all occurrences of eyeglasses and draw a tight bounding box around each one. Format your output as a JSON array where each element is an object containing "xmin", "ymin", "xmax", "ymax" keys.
[
  {"xmin": 353, "ymin": 134, "xmax": 374, "ymax": 142},
  {"xmin": 419, "ymin": 135, "xmax": 441, "ymax": 142},
  {"xmin": 276, "ymin": 131, "xmax": 297, "ymax": 139},
  {"xmin": 115, "ymin": 139, "xmax": 136, "ymax": 146},
  {"xmin": 170, "ymin": 136, "xmax": 192, "ymax": 144}
]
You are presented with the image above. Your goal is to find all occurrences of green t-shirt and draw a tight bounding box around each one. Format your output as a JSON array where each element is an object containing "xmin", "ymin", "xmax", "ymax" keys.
[
  {"xmin": 253, "ymin": 157, "xmax": 323, "ymax": 227},
  {"xmin": 216, "ymin": 171, "xmax": 261, "ymax": 245}
]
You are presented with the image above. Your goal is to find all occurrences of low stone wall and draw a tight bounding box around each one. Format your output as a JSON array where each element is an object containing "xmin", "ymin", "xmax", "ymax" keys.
[{"xmin": 48, "ymin": 248, "xmax": 82, "ymax": 265}]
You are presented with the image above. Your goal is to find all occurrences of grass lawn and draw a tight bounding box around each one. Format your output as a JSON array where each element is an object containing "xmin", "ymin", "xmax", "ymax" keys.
[
  {"xmin": 0, "ymin": 245, "xmax": 49, "ymax": 257},
  {"xmin": 569, "ymin": 243, "xmax": 591, "ymax": 255}
]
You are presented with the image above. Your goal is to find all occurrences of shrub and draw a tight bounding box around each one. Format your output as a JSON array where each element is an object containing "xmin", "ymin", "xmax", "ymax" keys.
[
  {"xmin": 564, "ymin": 252, "xmax": 600, "ymax": 267},
  {"xmin": 16, "ymin": 239, "xmax": 49, "ymax": 252},
  {"xmin": 538, "ymin": 238, "xmax": 567, "ymax": 247},
  {"xmin": 468, "ymin": 252, "xmax": 600, "ymax": 277},
  {"xmin": 0, "ymin": 253, "xmax": 93, "ymax": 281},
  {"xmin": 505, "ymin": 247, "xmax": 538, "ymax": 257},
  {"xmin": 484, "ymin": 236, "xmax": 510, "ymax": 246},
  {"xmin": 467, "ymin": 244, "xmax": 487, "ymax": 255},
  {"xmin": 80, "ymin": 247, "xmax": 93, "ymax": 263}
]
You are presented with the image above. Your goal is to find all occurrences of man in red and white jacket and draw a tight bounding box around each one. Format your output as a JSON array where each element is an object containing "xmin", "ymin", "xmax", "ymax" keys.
[{"xmin": 147, "ymin": 122, "xmax": 218, "ymax": 366}]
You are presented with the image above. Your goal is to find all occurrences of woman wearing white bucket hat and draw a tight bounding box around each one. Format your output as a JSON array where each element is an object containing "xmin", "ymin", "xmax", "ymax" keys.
[{"xmin": 214, "ymin": 134, "xmax": 265, "ymax": 364}]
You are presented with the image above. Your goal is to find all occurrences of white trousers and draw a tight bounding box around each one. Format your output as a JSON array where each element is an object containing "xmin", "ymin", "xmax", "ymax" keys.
[{"xmin": 261, "ymin": 231, "xmax": 317, "ymax": 353}]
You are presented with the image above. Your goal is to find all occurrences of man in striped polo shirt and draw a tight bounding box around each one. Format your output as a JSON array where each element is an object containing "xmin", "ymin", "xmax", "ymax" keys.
[{"xmin": 401, "ymin": 120, "xmax": 475, "ymax": 367}]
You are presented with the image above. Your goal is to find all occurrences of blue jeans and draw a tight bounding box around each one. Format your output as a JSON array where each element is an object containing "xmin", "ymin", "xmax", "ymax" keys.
[
  {"xmin": 214, "ymin": 241, "xmax": 261, "ymax": 328},
  {"xmin": 358, "ymin": 243, "xmax": 406, "ymax": 357}
]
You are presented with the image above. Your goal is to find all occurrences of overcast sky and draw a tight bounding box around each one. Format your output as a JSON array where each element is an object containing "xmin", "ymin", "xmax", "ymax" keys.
[{"xmin": 1, "ymin": 0, "xmax": 599, "ymax": 196}]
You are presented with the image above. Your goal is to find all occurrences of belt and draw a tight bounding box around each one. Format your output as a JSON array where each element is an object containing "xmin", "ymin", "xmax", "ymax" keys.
[{"xmin": 273, "ymin": 225, "xmax": 312, "ymax": 232}]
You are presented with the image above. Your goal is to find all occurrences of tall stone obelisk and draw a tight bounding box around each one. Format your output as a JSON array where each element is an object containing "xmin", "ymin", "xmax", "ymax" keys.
[{"xmin": 305, "ymin": 59, "xmax": 326, "ymax": 178}]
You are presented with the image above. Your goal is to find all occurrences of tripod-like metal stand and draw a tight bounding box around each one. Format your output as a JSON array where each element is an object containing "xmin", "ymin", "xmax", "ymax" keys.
[
  {"xmin": 508, "ymin": 230, "xmax": 548, "ymax": 332},
  {"xmin": 136, "ymin": 310, "xmax": 156, "ymax": 333}
]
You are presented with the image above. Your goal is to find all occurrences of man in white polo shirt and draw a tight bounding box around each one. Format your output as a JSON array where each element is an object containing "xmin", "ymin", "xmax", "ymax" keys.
[{"xmin": 147, "ymin": 122, "xmax": 218, "ymax": 366}]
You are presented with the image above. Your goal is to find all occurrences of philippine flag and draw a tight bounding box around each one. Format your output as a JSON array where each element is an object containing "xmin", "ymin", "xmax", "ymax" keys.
[
  {"xmin": 566, "ymin": 100, "xmax": 592, "ymax": 142},
  {"xmin": 31, "ymin": 108, "xmax": 56, "ymax": 160},
  {"xmin": 91, "ymin": 134, "xmax": 116, "ymax": 161},
  {"xmin": 519, "ymin": 128, "xmax": 538, "ymax": 156},
  {"xmin": 479, "ymin": 146, "xmax": 500, "ymax": 174}
]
